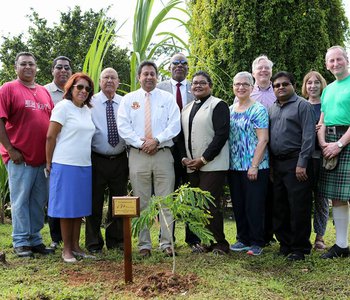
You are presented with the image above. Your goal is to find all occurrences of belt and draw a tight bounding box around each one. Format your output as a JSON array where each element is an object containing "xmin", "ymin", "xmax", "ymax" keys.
[
  {"xmin": 326, "ymin": 126, "xmax": 349, "ymax": 135},
  {"xmin": 92, "ymin": 151, "xmax": 126, "ymax": 160},
  {"xmin": 129, "ymin": 146, "xmax": 171, "ymax": 151},
  {"xmin": 272, "ymin": 150, "xmax": 300, "ymax": 161}
]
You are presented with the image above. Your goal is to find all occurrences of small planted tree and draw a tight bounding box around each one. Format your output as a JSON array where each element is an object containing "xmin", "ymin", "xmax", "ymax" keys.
[{"xmin": 132, "ymin": 184, "xmax": 215, "ymax": 274}]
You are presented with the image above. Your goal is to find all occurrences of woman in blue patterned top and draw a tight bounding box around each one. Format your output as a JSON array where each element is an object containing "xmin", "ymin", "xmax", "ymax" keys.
[{"xmin": 228, "ymin": 72, "xmax": 269, "ymax": 256}]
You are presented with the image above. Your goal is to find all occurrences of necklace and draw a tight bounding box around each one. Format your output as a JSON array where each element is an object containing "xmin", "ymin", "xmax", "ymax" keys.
[{"xmin": 30, "ymin": 86, "xmax": 37, "ymax": 97}]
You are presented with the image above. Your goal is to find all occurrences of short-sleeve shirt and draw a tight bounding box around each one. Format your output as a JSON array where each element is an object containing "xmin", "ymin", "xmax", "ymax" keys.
[
  {"xmin": 321, "ymin": 75, "xmax": 350, "ymax": 126},
  {"xmin": 51, "ymin": 99, "xmax": 95, "ymax": 166},
  {"xmin": 229, "ymin": 101, "xmax": 269, "ymax": 170},
  {"xmin": 0, "ymin": 80, "xmax": 54, "ymax": 166}
]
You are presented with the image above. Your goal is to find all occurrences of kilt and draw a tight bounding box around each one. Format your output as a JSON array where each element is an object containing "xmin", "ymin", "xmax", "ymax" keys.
[{"xmin": 318, "ymin": 132, "xmax": 350, "ymax": 201}]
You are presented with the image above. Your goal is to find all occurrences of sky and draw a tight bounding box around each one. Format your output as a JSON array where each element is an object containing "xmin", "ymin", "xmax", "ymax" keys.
[
  {"xmin": 0, "ymin": 0, "xmax": 184, "ymax": 50},
  {"xmin": 0, "ymin": 0, "xmax": 349, "ymax": 50}
]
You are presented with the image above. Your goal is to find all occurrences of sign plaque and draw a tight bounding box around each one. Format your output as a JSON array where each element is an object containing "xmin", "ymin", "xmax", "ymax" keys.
[
  {"xmin": 112, "ymin": 196, "xmax": 140, "ymax": 217},
  {"xmin": 112, "ymin": 196, "xmax": 140, "ymax": 283}
]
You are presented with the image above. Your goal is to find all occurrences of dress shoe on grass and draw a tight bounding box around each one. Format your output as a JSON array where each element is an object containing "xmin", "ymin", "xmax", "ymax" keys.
[
  {"xmin": 321, "ymin": 244, "xmax": 349, "ymax": 259},
  {"xmin": 287, "ymin": 252, "xmax": 305, "ymax": 261},
  {"xmin": 139, "ymin": 249, "xmax": 151, "ymax": 258},
  {"xmin": 31, "ymin": 244, "xmax": 55, "ymax": 255},
  {"xmin": 163, "ymin": 247, "xmax": 177, "ymax": 257}
]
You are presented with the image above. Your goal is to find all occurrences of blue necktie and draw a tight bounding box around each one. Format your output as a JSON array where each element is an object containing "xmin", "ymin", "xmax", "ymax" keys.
[{"xmin": 106, "ymin": 100, "xmax": 119, "ymax": 147}]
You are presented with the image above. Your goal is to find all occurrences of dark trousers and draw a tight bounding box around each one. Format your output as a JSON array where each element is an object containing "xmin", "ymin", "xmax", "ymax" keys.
[
  {"xmin": 187, "ymin": 171, "xmax": 229, "ymax": 249},
  {"xmin": 264, "ymin": 178, "xmax": 274, "ymax": 243},
  {"xmin": 228, "ymin": 169, "xmax": 269, "ymax": 247},
  {"xmin": 159, "ymin": 144, "xmax": 189, "ymax": 243},
  {"xmin": 85, "ymin": 152, "xmax": 128, "ymax": 251},
  {"xmin": 272, "ymin": 157, "xmax": 312, "ymax": 254},
  {"xmin": 48, "ymin": 217, "xmax": 62, "ymax": 243}
]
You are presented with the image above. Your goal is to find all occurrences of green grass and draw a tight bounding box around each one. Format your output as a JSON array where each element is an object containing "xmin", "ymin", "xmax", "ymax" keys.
[{"xmin": 0, "ymin": 215, "xmax": 349, "ymax": 299}]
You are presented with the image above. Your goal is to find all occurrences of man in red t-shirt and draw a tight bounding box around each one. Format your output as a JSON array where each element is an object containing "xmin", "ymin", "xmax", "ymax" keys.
[{"xmin": 0, "ymin": 52, "xmax": 55, "ymax": 258}]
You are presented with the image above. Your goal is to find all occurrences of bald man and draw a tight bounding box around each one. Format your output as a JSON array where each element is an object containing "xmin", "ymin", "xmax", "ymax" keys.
[{"xmin": 85, "ymin": 68, "xmax": 128, "ymax": 253}]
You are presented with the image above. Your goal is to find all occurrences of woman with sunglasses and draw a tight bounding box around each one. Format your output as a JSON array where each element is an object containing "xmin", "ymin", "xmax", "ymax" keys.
[
  {"xmin": 228, "ymin": 72, "xmax": 269, "ymax": 256},
  {"xmin": 46, "ymin": 73, "xmax": 95, "ymax": 263}
]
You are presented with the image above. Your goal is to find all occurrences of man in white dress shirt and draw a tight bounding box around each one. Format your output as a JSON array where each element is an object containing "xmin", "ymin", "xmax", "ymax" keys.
[
  {"xmin": 118, "ymin": 61, "xmax": 181, "ymax": 258},
  {"xmin": 85, "ymin": 68, "xmax": 128, "ymax": 253}
]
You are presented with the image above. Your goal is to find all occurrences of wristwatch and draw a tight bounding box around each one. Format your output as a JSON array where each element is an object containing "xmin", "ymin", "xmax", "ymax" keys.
[{"xmin": 337, "ymin": 141, "xmax": 343, "ymax": 149}]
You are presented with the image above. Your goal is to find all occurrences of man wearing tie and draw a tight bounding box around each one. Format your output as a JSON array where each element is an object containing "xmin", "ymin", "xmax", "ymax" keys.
[
  {"xmin": 85, "ymin": 68, "xmax": 129, "ymax": 253},
  {"xmin": 118, "ymin": 61, "xmax": 181, "ymax": 258},
  {"xmin": 157, "ymin": 53, "xmax": 198, "ymax": 248},
  {"xmin": 157, "ymin": 53, "xmax": 194, "ymax": 188}
]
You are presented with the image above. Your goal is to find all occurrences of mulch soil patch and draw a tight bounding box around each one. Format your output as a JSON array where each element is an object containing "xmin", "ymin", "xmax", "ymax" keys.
[{"xmin": 61, "ymin": 260, "xmax": 198, "ymax": 298}]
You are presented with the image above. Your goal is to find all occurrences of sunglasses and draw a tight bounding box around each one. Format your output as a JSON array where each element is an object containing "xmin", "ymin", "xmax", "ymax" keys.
[
  {"xmin": 73, "ymin": 84, "xmax": 92, "ymax": 93},
  {"xmin": 55, "ymin": 65, "xmax": 71, "ymax": 71},
  {"xmin": 273, "ymin": 82, "xmax": 291, "ymax": 89},
  {"xmin": 172, "ymin": 60, "xmax": 188, "ymax": 66}
]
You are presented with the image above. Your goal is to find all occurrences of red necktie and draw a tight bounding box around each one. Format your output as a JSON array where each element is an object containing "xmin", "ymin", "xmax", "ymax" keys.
[{"xmin": 176, "ymin": 82, "xmax": 183, "ymax": 110}]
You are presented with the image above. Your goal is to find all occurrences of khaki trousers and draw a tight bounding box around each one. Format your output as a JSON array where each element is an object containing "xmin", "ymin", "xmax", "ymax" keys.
[{"xmin": 129, "ymin": 148, "xmax": 175, "ymax": 250}]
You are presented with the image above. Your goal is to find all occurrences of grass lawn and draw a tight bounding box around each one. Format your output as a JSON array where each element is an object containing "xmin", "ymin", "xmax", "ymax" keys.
[{"xmin": 0, "ymin": 213, "xmax": 349, "ymax": 299}]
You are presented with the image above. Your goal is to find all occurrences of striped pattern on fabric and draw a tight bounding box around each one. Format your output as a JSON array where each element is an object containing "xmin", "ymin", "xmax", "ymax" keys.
[{"xmin": 144, "ymin": 92, "xmax": 152, "ymax": 138}]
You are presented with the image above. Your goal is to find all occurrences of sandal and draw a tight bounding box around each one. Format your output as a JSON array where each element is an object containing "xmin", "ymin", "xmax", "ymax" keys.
[{"xmin": 314, "ymin": 238, "xmax": 326, "ymax": 251}]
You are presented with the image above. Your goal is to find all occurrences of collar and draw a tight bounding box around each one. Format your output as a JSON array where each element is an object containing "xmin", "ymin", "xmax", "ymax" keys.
[
  {"xmin": 195, "ymin": 94, "xmax": 211, "ymax": 104},
  {"xmin": 255, "ymin": 82, "xmax": 272, "ymax": 91},
  {"xmin": 99, "ymin": 91, "xmax": 119, "ymax": 105},
  {"xmin": 170, "ymin": 78, "xmax": 187, "ymax": 87},
  {"xmin": 276, "ymin": 93, "xmax": 298, "ymax": 107}
]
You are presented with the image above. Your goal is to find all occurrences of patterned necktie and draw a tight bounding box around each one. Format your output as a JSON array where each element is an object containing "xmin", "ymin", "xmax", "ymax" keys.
[
  {"xmin": 106, "ymin": 100, "xmax": 119, "ymax": 147},
  {"xmin": 144, "ymin": 92, "xmax": 153, "ymax": 138},
  {"xmin": 176, "ymin": 82, "xmax": 183, "ymax": 110}
]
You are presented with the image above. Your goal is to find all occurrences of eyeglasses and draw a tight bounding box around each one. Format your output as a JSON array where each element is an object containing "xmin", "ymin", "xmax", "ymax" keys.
[
  {"xmin": 172, "ymin": 60, "xmax": 188, "ymax": 66},
  {"xmin": 73, "ymin": 84, "xmax": 92, "ymax": 92},
  {"xmin": 273, "ymin": 82, "xmax": 291, "ymax": 89},
  {"xmin": 233, "ymin": 83, "xmax": 251, "ymax": 88},
  {"xmin": 55, "ymin": 65, "xmax": 71, "ymax": 71},
  {"xmin": 192, "ymin": 81, "xmax": 208, "ymax": 87}
]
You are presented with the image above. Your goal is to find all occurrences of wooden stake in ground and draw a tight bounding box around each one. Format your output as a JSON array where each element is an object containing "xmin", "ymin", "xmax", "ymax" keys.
[{"xmin": 112, "ymin": 196, "xmax": 140, "ymax": 284}]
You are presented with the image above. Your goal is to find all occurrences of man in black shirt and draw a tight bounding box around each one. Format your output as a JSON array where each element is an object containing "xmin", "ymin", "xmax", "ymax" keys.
[{"xmin": 269, "ymin": 71, "xmax": 315, "ymax": 261}]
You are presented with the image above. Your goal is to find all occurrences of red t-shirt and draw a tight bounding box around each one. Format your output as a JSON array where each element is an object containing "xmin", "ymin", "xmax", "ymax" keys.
[{"xmin": 0, "ymin": 80, "xmax": 54, "ymax": 166}]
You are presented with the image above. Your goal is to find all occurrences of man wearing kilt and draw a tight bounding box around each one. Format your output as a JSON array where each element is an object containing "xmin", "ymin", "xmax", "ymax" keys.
[{"xmin": 318, "ymin": 45, "xmax": 350, "ymax": 259}]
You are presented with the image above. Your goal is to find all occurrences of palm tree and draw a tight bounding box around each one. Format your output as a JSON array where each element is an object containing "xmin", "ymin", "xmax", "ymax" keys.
[{"xmin": 129, "ymin": 0, "xmax": 189, "ymax": 91}]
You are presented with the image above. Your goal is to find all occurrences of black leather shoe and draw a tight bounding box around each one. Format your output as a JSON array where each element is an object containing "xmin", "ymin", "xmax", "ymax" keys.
[
  {"xmin": 31, "ymin": 244, "xmax": 55, "ymax": 255},
  {"xmin": 321, "ymin": 244, "xmax": 350, "ymax": 259},
  {"xmin": 89, "ymin": 249, "xmax": 102, "ymax": 254},
  {"xmin": 287, "ymin": 252, "xmax": 305, "ymax": 261},
  {"xmin": 14, "ymin": 246, "xmax": 33, "ymax": 258}
]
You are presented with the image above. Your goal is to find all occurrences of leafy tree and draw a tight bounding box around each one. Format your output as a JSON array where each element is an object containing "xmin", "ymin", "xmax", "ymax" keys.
[
  {"xmin": 189, "ymin": 0, "xmax": 349, "ymax": 103},
  {"xmin": 0, "ymin": 6, "xmax": 130, "ymax": 89},
  {"xmin": 132, "ymin": 184, "xmax": 215, "ymax": 274}
]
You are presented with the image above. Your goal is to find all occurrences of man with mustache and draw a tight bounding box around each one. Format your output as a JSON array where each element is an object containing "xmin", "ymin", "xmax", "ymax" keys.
[{"xmin": 269, "ymin": 71, "xmax": 315, "ymax": 261}]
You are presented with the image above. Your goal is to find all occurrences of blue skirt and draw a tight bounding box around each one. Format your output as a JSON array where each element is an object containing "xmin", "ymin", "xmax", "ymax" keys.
[{"xmin": 48, "ymin": 163, "xmax": 92, "ymax": 218}]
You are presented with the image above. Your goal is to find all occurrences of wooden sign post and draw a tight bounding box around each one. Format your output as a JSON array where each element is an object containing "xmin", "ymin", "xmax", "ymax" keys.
[{"xmin": 112, "ymin": 196, "xmax": 140, "ymax": 284}]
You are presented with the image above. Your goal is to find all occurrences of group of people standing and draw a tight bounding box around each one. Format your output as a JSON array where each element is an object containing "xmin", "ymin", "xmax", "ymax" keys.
[{"xmin": 0, "ymin": 45, "xmax": 349, "ymax": 263}]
